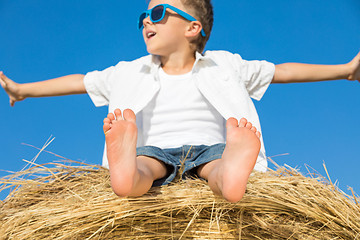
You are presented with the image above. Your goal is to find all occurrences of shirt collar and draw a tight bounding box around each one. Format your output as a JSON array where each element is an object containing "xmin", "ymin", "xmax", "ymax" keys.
[
  {"xmin": 150, "ymin": 51, "xmax": 210, "ymax": 72},
  {"xmin": 195, "ymin": 51, "xmax": 206, "ymax": 61}
]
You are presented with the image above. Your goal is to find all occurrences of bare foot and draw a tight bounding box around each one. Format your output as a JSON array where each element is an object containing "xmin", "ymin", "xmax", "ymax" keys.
[
  {"xmin": 220, "ymin": 117, "xmax": 261, "ymax": 202},
  {"xmin": 103, "ymin": 108, "xmax": 138, "ymax": 197}
]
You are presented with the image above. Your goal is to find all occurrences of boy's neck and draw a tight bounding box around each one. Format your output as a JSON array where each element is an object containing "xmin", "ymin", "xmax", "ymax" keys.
[{"xmin": 160, "ymin": 50, "xmax": 196, "ymax": 75}]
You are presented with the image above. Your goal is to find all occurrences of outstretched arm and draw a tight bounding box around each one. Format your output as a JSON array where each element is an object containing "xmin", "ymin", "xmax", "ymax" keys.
[
  {"xmin": 0, "ymin": 72, "xmax": 86, "ymax": 106},
  {"xmin": 272, "ymin": 51, "xmax": 360, "ymax": 84}
]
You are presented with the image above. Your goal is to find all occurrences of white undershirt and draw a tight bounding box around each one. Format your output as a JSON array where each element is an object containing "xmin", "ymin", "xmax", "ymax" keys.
[{"xmin": 142, "ymin": 67, "xmax": 226, "ymax": 149}]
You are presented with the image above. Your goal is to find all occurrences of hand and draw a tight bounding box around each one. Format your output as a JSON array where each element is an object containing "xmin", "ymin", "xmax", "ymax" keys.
[
  {"xmin": 347, "ymin": 51, "xmax": 360, "ymax": 83},
  {"xmin": 0, "ymin": 71, "xmax": 25, "ymax": 106}
]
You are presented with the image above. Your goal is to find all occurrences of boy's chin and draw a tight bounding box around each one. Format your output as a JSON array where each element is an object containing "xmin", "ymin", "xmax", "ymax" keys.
[
  {"xmin": 145, "ymin": 43, "xmax": 169, "ymax": 56},
  {"xmin": 146, "ymin": 47, "xmax": 164, "ymax": 56}
]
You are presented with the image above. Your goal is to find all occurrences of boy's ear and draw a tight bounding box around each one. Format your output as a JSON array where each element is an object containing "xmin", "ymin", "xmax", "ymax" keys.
[{"xmin": 185, "ymin": 21, "xmax": 203, "ymax": 38}]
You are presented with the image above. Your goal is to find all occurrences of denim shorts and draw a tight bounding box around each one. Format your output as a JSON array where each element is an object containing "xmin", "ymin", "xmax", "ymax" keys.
[{"xmin": 136, "ymin": 144, "xmax": 226, "ymax": 187}]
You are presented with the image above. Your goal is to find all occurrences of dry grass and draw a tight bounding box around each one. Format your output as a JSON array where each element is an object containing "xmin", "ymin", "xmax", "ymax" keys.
[{"xmin": 0, "ymin": 158, "xmax": 359, "ymax": 239}]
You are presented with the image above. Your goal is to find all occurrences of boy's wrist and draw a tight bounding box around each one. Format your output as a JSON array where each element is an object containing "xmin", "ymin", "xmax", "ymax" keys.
[
  {"xmin": 334, "ymin": 64, "xmax": 346, "ymax": 81},
  {"xmin": 16, "ymin": 82, "xmax": 27, "ymax": 99},
  {"xmin": 346, "ymin": 58, "xmax": 360, "ymax": 81},
  {"xmin": 344, "ymin": 63, "xmax": 353, "ymax": 81},
  {"xmin": 331, "ymin": 63, "xmax": 353, "ymax": 81}
]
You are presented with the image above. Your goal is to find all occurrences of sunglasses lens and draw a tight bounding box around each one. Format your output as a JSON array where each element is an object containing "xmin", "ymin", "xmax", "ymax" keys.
[
  {"xmin": 138, "ymin": 12, "xmax": 146, "ymax": 29},
  {"xmin": 151, "ymin": 5, "xmax": 164, "ymax": 22}
]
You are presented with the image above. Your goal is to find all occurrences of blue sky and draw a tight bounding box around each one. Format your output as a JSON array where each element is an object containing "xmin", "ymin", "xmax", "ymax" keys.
[{"xmin": 1, "ymin": 0, "xmax": 359, "ymax": 201}]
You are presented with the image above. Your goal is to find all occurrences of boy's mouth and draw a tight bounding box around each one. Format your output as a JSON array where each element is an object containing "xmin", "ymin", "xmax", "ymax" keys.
[{"xmin": 146, "ymin": 31, "xmax": 157, "ymax": 39}]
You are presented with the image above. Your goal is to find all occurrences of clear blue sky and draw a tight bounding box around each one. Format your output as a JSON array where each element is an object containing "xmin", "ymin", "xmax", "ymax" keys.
[{"xmin": 1, "ymin": 1, "xmax": 359, "ymax": 201}]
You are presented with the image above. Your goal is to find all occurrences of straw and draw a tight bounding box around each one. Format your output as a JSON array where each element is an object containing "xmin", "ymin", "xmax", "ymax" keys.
[{"xmin": 0, "ymin": 159, "xmax": 359, "ymax": 239}]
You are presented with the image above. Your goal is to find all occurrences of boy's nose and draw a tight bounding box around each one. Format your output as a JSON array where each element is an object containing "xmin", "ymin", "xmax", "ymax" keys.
[{"xmin": 143, "ymin": 16, "xmax": 152, "ymax": 28}]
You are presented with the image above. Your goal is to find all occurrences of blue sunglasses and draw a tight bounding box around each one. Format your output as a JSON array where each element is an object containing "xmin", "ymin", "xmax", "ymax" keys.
[{"xmin": 138, "ymin": 4, "xmax": 206, "ymax": 37}]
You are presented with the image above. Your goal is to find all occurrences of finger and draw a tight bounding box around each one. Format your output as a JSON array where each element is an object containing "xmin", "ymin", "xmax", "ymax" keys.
[
  {"xmin": 0, "ymin": 72, "xmax": 6, "ymax": 88},
  {"xmin": 0, "ymin": 71, "xmax": 6, "ymax": 80},
  {"xmin": 0, "ymin": 71, "xmax": 12, "ymax": 83},
  {"xmin": 0, "ymin": 78, "xmax": 5, "ymax": 88}
]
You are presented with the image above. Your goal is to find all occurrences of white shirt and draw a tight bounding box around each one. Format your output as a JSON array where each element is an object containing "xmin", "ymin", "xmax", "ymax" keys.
[
  {"xmin": 84, "ymin": 50, "xmax": 275, "ymax": 172},
  {"xmin": 142, "ymin": 67, "xmax": 226, "ymax": 149}
]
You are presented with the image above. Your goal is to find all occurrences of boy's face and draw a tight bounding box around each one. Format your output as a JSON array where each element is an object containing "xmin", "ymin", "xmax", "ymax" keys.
[{"xmin": 143, "ymin": 0, "xmax": 192, "ymax": 56}]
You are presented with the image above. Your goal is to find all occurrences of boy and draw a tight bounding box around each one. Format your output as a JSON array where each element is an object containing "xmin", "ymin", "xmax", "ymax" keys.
[{"xmin": 1, "ymin": 0, "xmax": 359, "ymax": 203}]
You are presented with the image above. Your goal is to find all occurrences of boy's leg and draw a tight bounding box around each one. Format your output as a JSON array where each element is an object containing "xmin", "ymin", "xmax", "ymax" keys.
[
  {"xmin": 103, "ymin": 108, "xmax": 167, "ymax": 197},
  {"xmin": 197, "ymin": 117, "xmax": 261, "ymax": 203}
]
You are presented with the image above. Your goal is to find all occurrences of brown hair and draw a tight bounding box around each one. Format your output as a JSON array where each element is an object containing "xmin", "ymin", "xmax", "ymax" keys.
[{"xmin": 180, "ymin": 0, "xmax": 214, "ymax": 53}]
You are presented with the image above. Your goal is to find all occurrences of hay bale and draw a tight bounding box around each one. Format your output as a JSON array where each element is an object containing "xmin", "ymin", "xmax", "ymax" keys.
[{"xmin": 0, "ymin": 160, "xmax": 359, "ymax": 239}]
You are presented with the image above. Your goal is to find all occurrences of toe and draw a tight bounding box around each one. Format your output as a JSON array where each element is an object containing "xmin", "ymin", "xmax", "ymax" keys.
[
  {"xmin": 239, "ymin": 118, "xmax": 247, "ymax": 127},
  {"xmin": 107, "ymin": 113, "xmax": 115, "ymax": 121},
  {"xmin": 251, "ymin": 126, "xmax": 257, "ymax": 133},
  {"xmin": 103, "ymin": 122, "xmax": 111, "ymax": 134},
  {"xmin": 226, "ymin": 117, "xmax": 239, "ymax": 129},
  {"xmin": 103, "ymin": 118, "xmax": 111, "ymax": 124},
  {"xmin": 256, "ymin": 131, "xmax": 261, "ymax": 138},
  {"xmin": 245, "ymin": 122, "xmax": 252, "ymax": 129},
  {"xmin": 114, "ymin": 108, "xmax": 123, "ymax": 120},
  {"xmin": 123, "ymin": 109, "xmax": 136, "ymax": 122}
]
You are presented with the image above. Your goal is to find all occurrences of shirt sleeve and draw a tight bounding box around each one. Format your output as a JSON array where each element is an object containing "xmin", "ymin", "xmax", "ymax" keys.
[
  {"xmin": 83, "ymin": 63, "xmax": 120, "ymax": 107},
  {"xmin": 232, "ymin": 53, "xmax": 275, "ymax": 101}
]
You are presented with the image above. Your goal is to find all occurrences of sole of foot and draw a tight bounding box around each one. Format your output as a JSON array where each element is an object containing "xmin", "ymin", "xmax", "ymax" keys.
[
  {"xmin": 103, "ymin": 108, "xmax": 138, "ymax": 197},
  {"xmin": 220, "ymin": 117, "xmax": 261, "ymax": 203}
]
